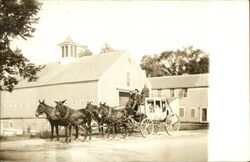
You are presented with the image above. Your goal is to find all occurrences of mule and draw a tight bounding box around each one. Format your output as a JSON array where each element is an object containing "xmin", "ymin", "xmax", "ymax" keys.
[
  {"xmin": 85, "ymin": 101, "xmax": 108, "ymax": 138},
  {"xmin": 54, "ymin": 100, "xmax": 92, "ymax": 143},
  {"xmin": 98, "ymin": 102, "xmax": 128, "ymax": 138},
  {"xmin": 35, "ymin": 100, "xmax": 79, "ymax": 141}
]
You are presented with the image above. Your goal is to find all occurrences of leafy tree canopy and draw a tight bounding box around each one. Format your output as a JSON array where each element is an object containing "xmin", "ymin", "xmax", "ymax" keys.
[
  {"xmin": 140, "ymin": 46, "xmax": 209, "ymax": 77},
  {"xmin": 78, "ymin": 45, "xmax": 93, "ymax": 57},
  {"xmin": 0, "ymin": 0, "xmax": 44, "ymax": 92},
  {"xmin": 100, "ymin": 42, "xmax": 116, "ymax": 54}
]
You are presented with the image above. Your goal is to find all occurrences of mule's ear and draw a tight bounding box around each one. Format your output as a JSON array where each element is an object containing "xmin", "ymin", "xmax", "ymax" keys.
[
  {"xmin": 39, "ymin": 100, "xmax": 41, "ymax": 104},
  {"xmin": 42, "ymin": 99, "xmax": 45, "ymax": 104},
  {"xmin": 62, "ymin": 100, "xmax": 67, "ymax": 104},
  {"xmin": 55, "ymin": 101, "xmax": 59, "ymax": 104}
]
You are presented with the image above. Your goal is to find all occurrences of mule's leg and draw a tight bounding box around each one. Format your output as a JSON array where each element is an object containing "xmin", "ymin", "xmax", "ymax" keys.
[
  {"xmin": 69, "ymin": 124, "xmax": 72, "ymax": 143},
  {"xmin": 74, "ymin": 126, "xmax": 78, "ymax": 140},
  {"xmin": 123, "ymin": 123, "xmax": 128, "ymax": 138},
  {"xmin": 82, "ymin": 124, "xmax": 88, "ymax": 141},
  {"xmin": 65, "ymin": 126, "xmax": 68, "ymax": 143},
  {"xmin": 107, "ymin": 123, "xmax": 110, "ymax": 138},
  {"xmin": 100, "ymin": 123, "xmax": 104, "ymax": 138},
  {"xmin": 56, "ymin": 125, "xmax": 59, "ymax": 141},
  {"xmin": 88, "ymin": 121, "xmax": 92, "ymax": 141},
  {"xmin": 50, "ymin": 123, "xmax": 54, "ymax": 140},
  {"xmin": 98, "ymin": 124, "xmax": 101, "ymax": 138},
  {"xmin": 112, "ymin": 123, "xmax": 116, "ymax": 138}
]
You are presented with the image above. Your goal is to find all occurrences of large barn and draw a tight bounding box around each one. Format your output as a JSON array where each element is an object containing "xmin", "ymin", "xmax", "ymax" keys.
[{"xmin": 0, "ymin": 37, "xmax": 151, "ymax": 134}]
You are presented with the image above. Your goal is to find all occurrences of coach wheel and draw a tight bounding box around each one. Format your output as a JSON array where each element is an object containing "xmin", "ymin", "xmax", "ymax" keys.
[
  {"xmin": 114, "ymin": 123, "xmax": 131, "ymax": 138},
  {"xmin": 140, "ymin": 118, "xmax": 154, "ymax": 138},
  {"xmin": 165, "ymin": 113, "xmax": 180, "ymax": 136},
  {"xmin": 126, "ymin": 119, "xmax": 134, "ymax": 136}
]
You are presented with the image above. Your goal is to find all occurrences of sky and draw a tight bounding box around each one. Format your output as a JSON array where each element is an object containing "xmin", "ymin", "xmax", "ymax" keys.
[
  {"xmin": 12, "ymin": 0, "xmax": 213, "ymax": 64},
  {"xmin": 10, "ymin": 0, "xmax": 250, "ymax": 160}
]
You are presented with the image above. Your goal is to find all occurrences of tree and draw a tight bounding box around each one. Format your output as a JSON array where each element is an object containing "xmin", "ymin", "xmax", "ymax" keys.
[
  {"xmin": 140, "ymin": 46, "xmax": 209, "ymax": 77},
  {"xmin": 0, "ymin": 0, "xmax": 44, "ymax": 92},
  {"xmin": 78, "ymin": 45, "xmax": 93, "ymax": 57},
  {"xmin": 160, "ymin": 46, "xmax": 209, "ymax": 75},
  {"xmin": 139, "ymin": 54, "xmax": 167, "ymax": 77},
  {"xmin": 100, "ymin": 42, "xmax": 115, "ymax": 54}
]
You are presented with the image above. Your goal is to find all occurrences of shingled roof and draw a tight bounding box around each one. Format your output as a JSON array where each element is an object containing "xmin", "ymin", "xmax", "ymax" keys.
[
  {"xmin": 149, "ymin": 73, "xmax": 209, "ymax": 89},
  {"xmin": 15, "ymin": 51, "xmax": 126, "ymax": 89}
]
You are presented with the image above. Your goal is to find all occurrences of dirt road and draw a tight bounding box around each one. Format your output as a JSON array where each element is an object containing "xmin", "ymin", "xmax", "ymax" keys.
[{"xmin": 0, "ymin": 130, "xmax": 207, "ymax": 162}]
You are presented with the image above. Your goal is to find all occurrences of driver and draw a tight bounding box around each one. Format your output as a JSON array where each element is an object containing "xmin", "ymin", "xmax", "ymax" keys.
[{"xmin": 131, "ymin": 89, "xmax": 141, "ymax": 113}]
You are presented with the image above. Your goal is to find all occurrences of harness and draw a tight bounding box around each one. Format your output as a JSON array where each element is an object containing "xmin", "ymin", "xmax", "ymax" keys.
[
  {"xmin": 85, "ymin": 109, "xmax": 97, "ymax": 121},
  {"xmin": 41, "ymin": 104, "xmax": 57, "ymax": 120},
  {"xmin": 62, "ymin": 107, "xmax": 70, "ymax": 120}
]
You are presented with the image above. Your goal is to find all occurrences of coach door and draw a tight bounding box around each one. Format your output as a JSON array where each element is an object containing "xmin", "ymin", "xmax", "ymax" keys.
[{"xmin": 119, "ymin": 91, "xmax": 130, "ymax": 107}]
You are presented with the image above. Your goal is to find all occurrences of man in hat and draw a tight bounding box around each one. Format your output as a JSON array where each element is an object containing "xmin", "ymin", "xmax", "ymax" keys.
[
  {"xmin": 131, "ymin": 89, "xmax": 141, "ymax": 112},
  {"xmin": 141, "ymin": 84, "xmax": 149, "ymax": 105}
]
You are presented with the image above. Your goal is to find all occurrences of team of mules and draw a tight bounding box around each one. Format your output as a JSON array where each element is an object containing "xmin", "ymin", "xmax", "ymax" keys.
[{"xmin": 35, "ymin": 100, "xmax": 137, "ymax": 143}]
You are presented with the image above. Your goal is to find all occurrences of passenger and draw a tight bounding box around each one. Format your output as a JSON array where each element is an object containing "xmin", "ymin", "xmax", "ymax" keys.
[
  {"xmin": 162, "ymin": 103, "xmax": 166, "ymax": 112},
  {"xmin": 148, "ymin": 102, "xmax": 154, "ymax": 113}
]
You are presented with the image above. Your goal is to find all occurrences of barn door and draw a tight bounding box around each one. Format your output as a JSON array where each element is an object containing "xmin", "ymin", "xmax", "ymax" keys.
[{"xmin": 119, "ymin": 91, "xmax": 130, "ymax": 107}]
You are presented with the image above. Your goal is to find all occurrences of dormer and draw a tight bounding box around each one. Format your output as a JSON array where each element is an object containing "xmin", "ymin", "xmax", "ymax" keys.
[{"xmin": 58, "ymin": 36, "xmax": 79, "ymax": 61}]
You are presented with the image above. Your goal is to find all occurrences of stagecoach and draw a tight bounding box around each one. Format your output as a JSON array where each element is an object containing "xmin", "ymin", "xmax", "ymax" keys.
[{"xmin": 124, "ymin": 97, "xmax": 180, "ymax": 138}]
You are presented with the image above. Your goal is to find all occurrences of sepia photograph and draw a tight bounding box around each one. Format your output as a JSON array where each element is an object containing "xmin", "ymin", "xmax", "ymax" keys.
[{"xmin": 0, "ymin": 0, "xmax": 249, "ymax": 161}]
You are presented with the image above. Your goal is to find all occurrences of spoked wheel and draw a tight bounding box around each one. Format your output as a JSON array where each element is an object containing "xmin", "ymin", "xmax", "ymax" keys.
[
  {"xmin": 140, "ymin": 118, "xmax": 154, "ymax": 138},
  {"xmin": 126, "ymin": 119, "xmax": 134, "ymax": 136},
  {"xmin": 165, "ymin": 113, "xmax": 180, "ymax": 136},
  {"xmin": 115, "ymin": 122, "xmax": 133, "ymax": 138},
  {"xmin": 115, "ymin": 123, "xmax": 127, "ymax": 138},
  {"xmin": 153, "ymin": 125, "xmax": 159, "ymax": 134}
]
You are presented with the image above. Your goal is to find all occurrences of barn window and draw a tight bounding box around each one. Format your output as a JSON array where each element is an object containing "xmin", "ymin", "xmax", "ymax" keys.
[
  {"xmin": 170, "ymin": 89, "xmax": 174, "ymax": 97},
  {"xmin": 179, "ymin": 107, "xmax": 184, "ymax": 117},
  {"xmin": 128, "ymin": 58, "xmax": 131, "ymax": 64},
  {"xmin": 201, "ymin": 108, "xmax": 207, "ymax": 122},
  {"xmin": 127, "ymin": 72, "xmax": 130, "ymax": 86},
  {"xmin": 157, "ymin": 89, "xmax": 162, "ymax": 97},
  {"xmin": 9, "ymin": 121, "xmax": 13, "ymax": 128},
  {"xmin": 183, "ymin": 88, "xmax": 188, "ymax": 97},
  {"xmin": 191, "ymin": 108, "xmax": 196, "ymax": 117}
]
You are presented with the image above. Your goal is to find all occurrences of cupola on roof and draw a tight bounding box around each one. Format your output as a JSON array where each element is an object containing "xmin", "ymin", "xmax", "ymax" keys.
[
  {"xmin": 58, "ymin": 36, "xmax": 79, "ymax": 62},
  {"xmin": 58, "ymin": 36, "xmax": 79, "ymax": 46}
]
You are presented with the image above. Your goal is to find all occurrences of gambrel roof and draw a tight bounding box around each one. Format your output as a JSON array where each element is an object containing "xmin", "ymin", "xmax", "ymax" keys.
[{"xmin": 15, "ymin": 51, "xmax": 126, "ymax": 89}]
